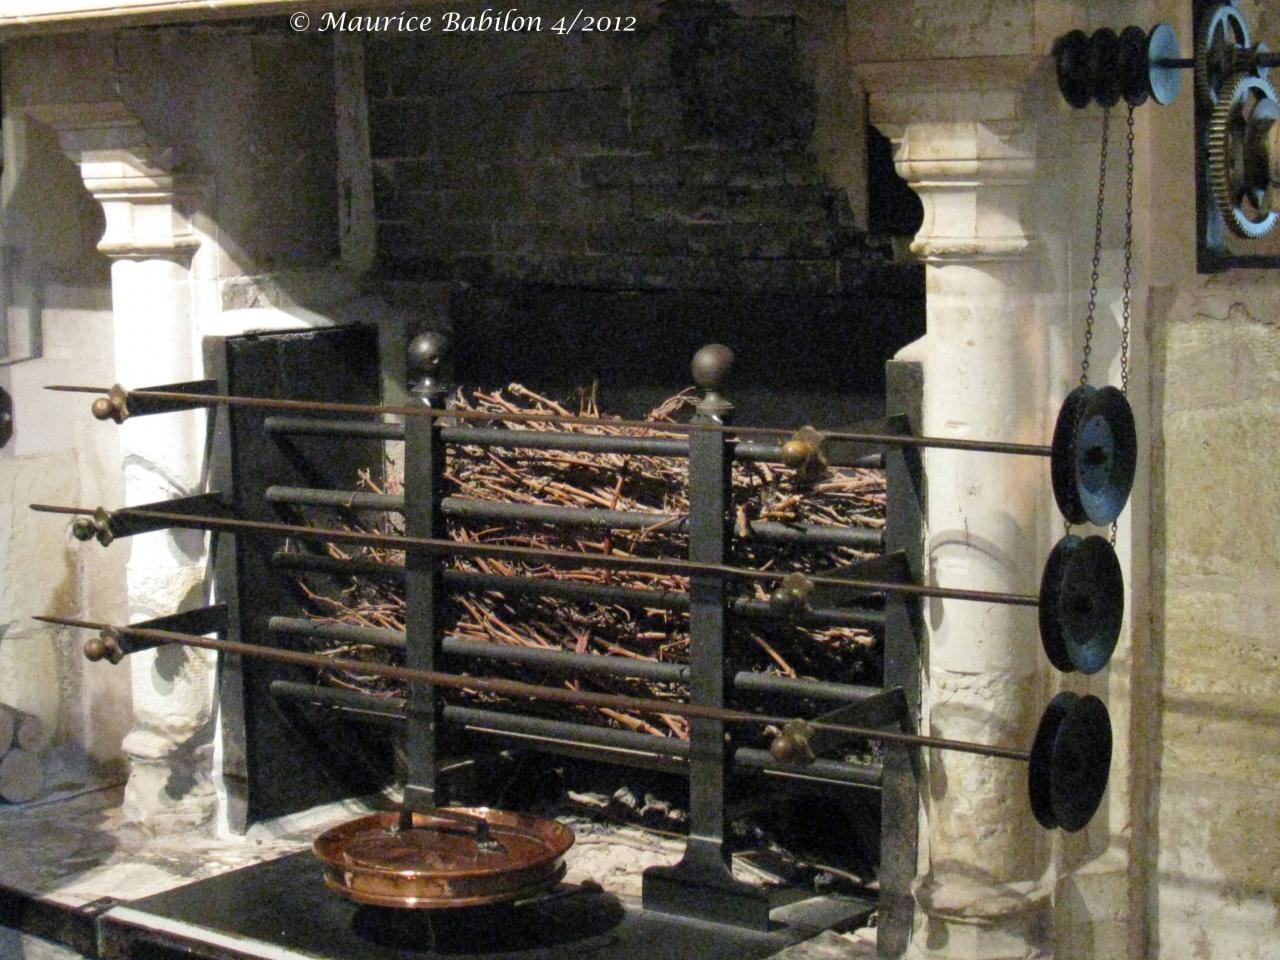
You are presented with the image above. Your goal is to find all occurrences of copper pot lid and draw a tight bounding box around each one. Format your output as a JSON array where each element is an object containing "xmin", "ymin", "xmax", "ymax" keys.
[{"xmin": 314, "ymin": 807, "xmax": 575, "ymax": 909}]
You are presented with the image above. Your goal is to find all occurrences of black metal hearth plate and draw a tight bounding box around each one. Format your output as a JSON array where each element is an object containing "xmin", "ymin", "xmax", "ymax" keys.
[{"xmin": 98, "ymin": 851, "xmax": 873, "ymax": 960}]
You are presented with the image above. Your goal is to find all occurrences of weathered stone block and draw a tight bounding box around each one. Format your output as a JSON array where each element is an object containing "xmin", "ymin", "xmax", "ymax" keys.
[
  {"xmin": 1163, "ymin": 582, "xmax": 1280, "ymax": 702},
  {"xmin": 385, "ymin": 158, "xmax": 442, "ymax": 194},
  {"xmin": 485, "ymin": 253, "xmax": 838, "ymax": 296},
  {"xmin": 845, "ymin": 0, "xmax": 1034, "ymax": 62},
  {"xmin": 669, "ymin": 9, "xmax": 813, "ymax": 149},
  {"xmin": 494, "ymin": 222, "xmax": 590, "ymax": 256},
  {"xmin": 682, "ymin": 222, "xmax": 851, "ymax": 259},
  {"xmin": 405, "ymin": 90, "xmax": 629, "ymax": 161},
  {"xmin": 1162, "ymin": 406, "xmax": 1280, "ymax": 573},
  {"xmin": 1162, "ymin": 307, "xmax": 1280, "ymax": 416},
  {"xmin": 1156, "ymin": 775, "xmax": 1280, "ymax": 960},
  {"xmin": 371, "ymin": 9, "xmax": 668, "ymax": 98},
  {"xmin": 372, "ymin": 162, "xmax": 404, "ymax": 220},
  {"xmin": 840, "ymin": 255, "xmax": 925, "ymax": 299},
  {"xmin": 1160, "ymin": 699, "xmax": 1280, "ymax": 787}
]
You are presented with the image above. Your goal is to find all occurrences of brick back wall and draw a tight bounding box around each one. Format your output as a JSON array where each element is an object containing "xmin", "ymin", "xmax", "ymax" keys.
[{"xmin": 366, "ymin": 1, "xmax": 923, "ymax": 422}]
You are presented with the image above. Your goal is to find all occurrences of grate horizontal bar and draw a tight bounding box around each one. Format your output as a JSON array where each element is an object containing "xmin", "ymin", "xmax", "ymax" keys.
[
  {"xmin": 269, "ymin": 616, "xmax": 881, "ymax": 705},
  {"xmin": 264, "ymin": 485, "xmax": 885, "ymax": 553},
  {"xmin": 268, "ymin": 680, "xmax": 885, "ymax": 788},
  {"xmin": 269, "ymin": 551, "xmax": 887, "ymax": 630},
  {"xmin": 263, "ymin": 416, "xmax": 884, "ymax": 468}
]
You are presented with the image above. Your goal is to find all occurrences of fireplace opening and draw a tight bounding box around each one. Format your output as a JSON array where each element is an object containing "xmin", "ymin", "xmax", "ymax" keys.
[
  {"xmin": 214, "ymin": 2, "xmax": 928, "ymax": 939},
  {"xmin": 0, "ymin": 4, "xmax": 930, "ymax": 956}
]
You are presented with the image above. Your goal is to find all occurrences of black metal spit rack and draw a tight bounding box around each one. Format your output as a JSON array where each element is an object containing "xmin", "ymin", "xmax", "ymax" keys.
[
  {"xmin": 48, "ymin": 325, "xmax": 926, "ymax": 950},
  {"xmin": 41, "ymin": 320, "xmax": 1133, "ymax": 957}
]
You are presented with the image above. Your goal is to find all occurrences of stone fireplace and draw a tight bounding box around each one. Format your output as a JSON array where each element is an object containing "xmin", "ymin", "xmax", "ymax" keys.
[{"xmin": 0, "ymin": 2, "xmax": 1277, "ymax": 960}]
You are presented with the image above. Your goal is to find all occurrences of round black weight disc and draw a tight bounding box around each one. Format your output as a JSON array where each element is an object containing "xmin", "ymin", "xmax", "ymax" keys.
[
  {"xmin": 1029, "ymin": 692, "xmax": 1072, "ymax": 829},
  {"xmin": 1039, "ymin": 535, "xmax": 1125, "ymax": 674},
  {"xmin": 1051, "ymin": 387, "xmax": 1092, "ymax": 523},
  {"xmin": 1147, "ymin": 23, "xmax": 1184, "ymax": 106},
  {"xmin": 1051, "ymin": 385, "xmax": 1137, "ymax": 526},
  {"xmin": 1038, "ymin": 537, "xmax": 1078, "ymax": 672},
  {"xmin": 1052, "ymin": 694, "xmax": 1112, "ymax": 832},
  {"xmin": 1054, "ymin": 30, "xmax": 1093, "ymax": 109},
  {"xmin": 1029, "ymin": 692, "xmax": 1113, "ymax": 832},
  {"xmin": 1089, "ymin": 28, "xmax": 1122, "ymax": 108},
  {"xmin": 1076, "ymin": 386, "xmax": 1137, "ymax": 525},
  {"xmin": 1118, "ymin": 26, "xmax": 1149, "ymax": 107}
]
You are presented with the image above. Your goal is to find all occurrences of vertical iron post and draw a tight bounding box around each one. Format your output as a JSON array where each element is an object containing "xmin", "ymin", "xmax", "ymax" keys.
[
  {"xmin": 642, "ymin": 345, "xmax": 770, "ymax": 930},
  {"xmin": 402, "ymin": 332, "xmax": 449, "ymax": 813},
  {"xmin": 877, "ymin": 359, "xmax": 925, "ymax": 956}
]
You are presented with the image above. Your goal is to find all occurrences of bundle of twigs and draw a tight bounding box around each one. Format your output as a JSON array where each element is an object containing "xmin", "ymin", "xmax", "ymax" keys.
[{"xmin": 290, "ymin": 385, "xmax": 885, "ymax": 740}]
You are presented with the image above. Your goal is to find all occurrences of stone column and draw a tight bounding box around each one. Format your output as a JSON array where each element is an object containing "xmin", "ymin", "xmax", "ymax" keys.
[
  {"xmin": 901, "ymin": 124, "xmax": 1055, "ymax": 959},
  {"xmin": 851, "ymin": 9, "xmax": 1153, "ymax": 945},
  {"xmin": 853, "ymin": 41, "xmax": 1079, "ymax": 960},
  {"xmin": 32, "ymin": 102, "xmax": 217, "ymax": 833}
]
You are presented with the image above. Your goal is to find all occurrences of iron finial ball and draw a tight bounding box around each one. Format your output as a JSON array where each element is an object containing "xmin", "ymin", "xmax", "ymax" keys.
[
  {"xmin": 408, "ymin": 331, "xmax": 450, "ymax": 378},
  {"xmin": 691, "ymin": 344, "xmax": 734, "ymax": 392},
  {"xmin": 769, "ymin": 720, "xmax": 816, "ymax": 764}
]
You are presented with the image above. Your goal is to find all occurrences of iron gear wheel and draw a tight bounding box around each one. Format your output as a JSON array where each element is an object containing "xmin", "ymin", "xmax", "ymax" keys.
[
  {"xmin": 1208, "ymin": 72, "xmax": 1280, "ymax": 238},
  {"xmin": 1196, "ymin": 3, "xmax": 1252, "ymax": 105}
]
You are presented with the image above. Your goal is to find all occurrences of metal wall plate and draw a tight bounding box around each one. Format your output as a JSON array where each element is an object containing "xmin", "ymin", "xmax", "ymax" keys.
[{"xmin": 1194, "ymin": 0, "xmax": 1280, "ymax": 270}]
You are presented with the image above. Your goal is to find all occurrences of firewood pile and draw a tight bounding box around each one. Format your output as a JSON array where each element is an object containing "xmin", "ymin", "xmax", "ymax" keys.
[{"xmin": 289, "ymin": 385, "xmax": 886, "ymax": 741}]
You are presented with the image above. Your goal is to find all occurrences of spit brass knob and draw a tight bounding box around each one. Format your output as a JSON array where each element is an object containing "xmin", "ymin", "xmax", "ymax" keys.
[
  {"xmin": 69, "ymin": 507, "xmax": 115, "ymax": 547},
  {"xmin": 84, "ymin": 629, "xmax": 124, "ymax": 664},
  {"xmin": 90, "ymin": 385, "xmax": 130, "ymax": 424},
  {"xmin": 769, "ymin": 572, "xmax": 815, "ymax": 616},
  {"xmin": 780, "ymin": 426, "xmax": 827, "ymax": 481},
  {"xmin": 769, "ymin": 719, "xmax": 817, "ymax": 764},
  {"xmin": 70, "ymin": 518, "xmax": 98, "ymax": 542}
]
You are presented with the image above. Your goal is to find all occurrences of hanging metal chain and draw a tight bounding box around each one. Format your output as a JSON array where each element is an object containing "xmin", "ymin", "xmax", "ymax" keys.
[
  {"xmin": 1070, "ymin": 107, "xmax": 1135, "ymax": 542},
  {"xmin": 1110, "ymin": 106, "xmax": 1136, "ymax": 546},
  {"xmin": 1079, "ymin": 107, "xmax": 1112, "ymax": 388},
  {"xmin": 1069, "ymin": 108, "xmax": 1113, "ymax": 536},
  {"xmin": 1118, "ymin": 106, "xmax": 1134, "ymax": 398}
]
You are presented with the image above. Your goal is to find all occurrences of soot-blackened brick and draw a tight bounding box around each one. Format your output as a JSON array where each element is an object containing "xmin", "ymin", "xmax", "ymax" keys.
[{"xmin": 366, "ymin": 1, "xmax": 924, "ymax": 414}]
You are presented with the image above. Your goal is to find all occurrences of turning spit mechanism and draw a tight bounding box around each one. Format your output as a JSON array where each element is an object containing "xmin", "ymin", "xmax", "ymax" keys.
[
  {"xmin": 36, "ymin": 337, "xmax": 1135, "ymax": 926},
  {"xmin": 46, "ymin": 347, "xmax": 1137, "ymax": 681},
  {"xmin": 1053, "ymin": 3, "xmax": 1280, "ymax": 260},
  {"xmin": 39, "ymin": 614, "xmax": 1115, "ymax": 837}
]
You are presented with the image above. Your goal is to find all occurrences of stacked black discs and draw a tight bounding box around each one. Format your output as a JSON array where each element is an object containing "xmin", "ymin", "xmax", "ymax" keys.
[{"xmin": 1055, "ymin": 25, "xmax": 1184, "ymax": 109}]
